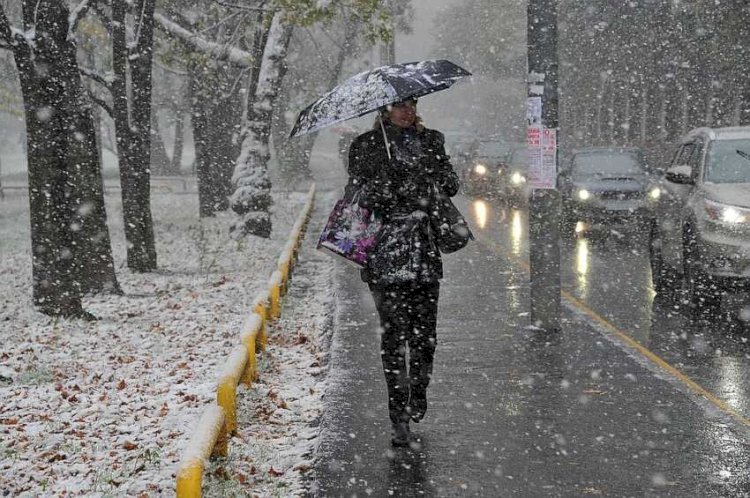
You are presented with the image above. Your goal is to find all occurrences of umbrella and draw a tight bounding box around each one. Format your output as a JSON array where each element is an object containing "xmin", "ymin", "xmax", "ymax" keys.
[{"xmin": 289, "ymin": 59, "xmax": 471, "ymax": 139}]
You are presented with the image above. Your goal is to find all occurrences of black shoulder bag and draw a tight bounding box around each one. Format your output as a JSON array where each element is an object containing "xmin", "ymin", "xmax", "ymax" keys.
[{"xmin": 430, "ymin": 185, "xmax": 474, "ymax": 253}]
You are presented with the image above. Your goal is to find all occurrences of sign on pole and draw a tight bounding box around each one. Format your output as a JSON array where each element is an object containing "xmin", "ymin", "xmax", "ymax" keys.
[{"xmin": 527, "ymin": 96, "xmax": 557, "ymax": 190}]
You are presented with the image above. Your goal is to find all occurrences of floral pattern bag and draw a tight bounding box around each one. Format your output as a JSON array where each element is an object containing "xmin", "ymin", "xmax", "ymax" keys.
[{"xmin": 317, "ymin": 190, "xmax": 382, "ymax": 268}]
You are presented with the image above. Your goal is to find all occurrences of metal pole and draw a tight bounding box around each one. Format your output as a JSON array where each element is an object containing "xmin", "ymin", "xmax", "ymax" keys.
[{"xmin": 528, "ymin": 0, "xmax": 562, "ymax": 332}]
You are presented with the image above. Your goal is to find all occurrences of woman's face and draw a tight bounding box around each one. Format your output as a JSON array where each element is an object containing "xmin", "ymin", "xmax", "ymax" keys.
[{"xmin": 387, "ymin": 100, "xmax": 417, "ymax": 128}]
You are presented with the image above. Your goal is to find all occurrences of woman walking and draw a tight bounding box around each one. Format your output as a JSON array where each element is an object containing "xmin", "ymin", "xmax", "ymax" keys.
[{"xmin": 346, "ymin": 98, "xmax": 459, "ymax": 447}]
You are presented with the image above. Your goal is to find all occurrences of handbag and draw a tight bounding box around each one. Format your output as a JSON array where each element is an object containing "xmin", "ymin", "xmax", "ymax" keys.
[
  {"xmin": 317, "ymin": 188, "xmax": 382, "ymax": 268},
  {"xmin": 430, "ymin": 185, "xmax": 474, "ymax": 254}
]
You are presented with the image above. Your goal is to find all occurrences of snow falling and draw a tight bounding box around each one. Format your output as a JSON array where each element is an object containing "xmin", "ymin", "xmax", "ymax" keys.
[{"xmin": 1, "ymin": 0, "xmax": 749, "ymax": 496}]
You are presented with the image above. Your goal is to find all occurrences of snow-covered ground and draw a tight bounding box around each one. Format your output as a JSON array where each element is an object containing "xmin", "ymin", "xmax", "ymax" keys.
[{"xmin": 0, "ymin": 186, "xmax": 332, "ymax": 496}]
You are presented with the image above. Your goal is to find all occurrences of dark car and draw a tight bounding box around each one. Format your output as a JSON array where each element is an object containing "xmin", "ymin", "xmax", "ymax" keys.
[
  {"xmin": 463, "ymin": 140, "xmax": 511, "ymax": 198},
  {"xmin": 559, "ymin": 147, "xmax": 661, "ymax": 234}
]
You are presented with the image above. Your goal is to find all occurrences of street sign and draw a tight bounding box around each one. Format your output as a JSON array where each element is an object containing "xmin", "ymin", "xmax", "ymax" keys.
[{"xmin": 527, "ymin": 125, "xmax": 556, "ymax": 189}]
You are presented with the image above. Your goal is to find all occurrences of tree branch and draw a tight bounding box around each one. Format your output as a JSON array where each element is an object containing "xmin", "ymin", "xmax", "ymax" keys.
[
  {"xmin": 79, "ymin": 66, "xmax": 114, "ymax": 91},
  {"xmin": 90, "ymin": 2, "xmax": 112, "ymax": 32},
  {"xmin": 87, "ymin": 89, "xmax": 114, "ymax": 119},
  {"xmin": 153, "ymin": 59, "xmax": 188, "ymax": 76},
  {"xmin": 154, "ymin": 12, "xmax": 254, "ymax": 67},
  {"xmin": 68, "ymin": 0, "xmax": 96, "ymax": 40},
  {"xmin": 213, "ymin": 0, "xmax": 272, "ymax": 13}
]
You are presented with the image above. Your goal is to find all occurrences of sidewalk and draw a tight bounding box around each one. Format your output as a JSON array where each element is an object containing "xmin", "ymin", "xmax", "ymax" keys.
[{"xmin": 312, "ymin": 225, "xmax": 750, "ymax": 497}]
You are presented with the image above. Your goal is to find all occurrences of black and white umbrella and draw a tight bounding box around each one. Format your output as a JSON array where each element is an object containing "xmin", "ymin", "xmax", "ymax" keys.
[{"xmin": 289, "ymin": 59, "xmax": 471, "ymax": 139}]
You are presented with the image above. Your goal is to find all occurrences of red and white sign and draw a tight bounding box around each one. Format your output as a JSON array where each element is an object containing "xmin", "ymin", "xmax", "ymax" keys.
[{"xmin": 527, "ymin": 126, "xmax": 557, "ymax": 190}]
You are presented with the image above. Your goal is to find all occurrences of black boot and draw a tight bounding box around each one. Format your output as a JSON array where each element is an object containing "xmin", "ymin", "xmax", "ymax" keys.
[{"xmin": 391, "ymin": 420, "xmax": 411, "ymax": 447}]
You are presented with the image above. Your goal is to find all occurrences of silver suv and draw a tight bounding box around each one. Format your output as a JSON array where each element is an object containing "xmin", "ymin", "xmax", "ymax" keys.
[{"xmin": 649, "ymin": 127, "xmax": 750, "ymax": 318}]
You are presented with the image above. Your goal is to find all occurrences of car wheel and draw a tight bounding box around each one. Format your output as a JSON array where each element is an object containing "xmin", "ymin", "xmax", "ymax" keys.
[
  {"xmin": 649, "ymin": 220, "xmax": 677, "ymax": 295},
  {"xmin": 683, "ymin": 228, "xmax": 721, "ymax": 319}
]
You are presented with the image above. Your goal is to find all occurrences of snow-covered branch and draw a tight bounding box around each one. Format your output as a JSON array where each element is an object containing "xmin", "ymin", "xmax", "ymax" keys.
[
  {"xmin": 154, "ymin": 12, "xmax": 254, "ymax": 67},
  {"xmin": 86, "ymin": 89, "xmax": 114, "ymax": 119},
  {"xmin": 79, "ymin": 66, "xmax": 114, "ymax": 91},
  {"xmin": 68, "ymin": 0, "xmax": 94, "ymax": 41},
  {"xmin": 213, "ymin": 0, "xmax": 272, "ymax": 12}
]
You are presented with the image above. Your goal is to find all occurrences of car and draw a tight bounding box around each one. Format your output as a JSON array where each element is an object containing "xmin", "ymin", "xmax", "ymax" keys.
[
  {"xmin": 463, "ymin": 139, "xmax": 511, "ymax": 198},
  {"xmin": 501, "ymin": 146, "xmax": 530, "ymax": 206},
  {"xmin": 559, "ymin": 147, "xmax": 661, "ymax": 235},
  {"xmin": 649, "ymin": 126, "xmax": 750, "ymax": 318}
]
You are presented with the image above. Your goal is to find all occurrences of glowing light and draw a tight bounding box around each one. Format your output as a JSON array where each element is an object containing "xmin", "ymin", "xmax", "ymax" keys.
[
  {"xmin": 511, "ymin": 172, "xmax": 526, "ymax": 185},
  {"xmin": 474, "ymin": 164, "xmax": 487, "ymax": 175},
  {"xmin": 575, "ymin": 221, "xmax": 586, "ymax": 234},
  {"xmin": 578, "ymin": 189, "xmax": 591, "ymax": 201},
  {"xmin": 511, "ymin": 210, "xmax": 523, "ymax": 255},
  {"xmin": 649, "ymin": 187, "xmax": 661, "ymax": 200},
  {"xmin": 473, "ymin": 200, "xmax": 488, "ymax": 229},
  {"xmin": 576, "ymin": 239, "xmax": 589, "ymax": 299},
  {"xmin": 722, "ymin": 207, "xmax": 746, "ymax": 224},
  {"xmin": 576, "ymin": 239, "xmax": 589, "ymax": 275}
]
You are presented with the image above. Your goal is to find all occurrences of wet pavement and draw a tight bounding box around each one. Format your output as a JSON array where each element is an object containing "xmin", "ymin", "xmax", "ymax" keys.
[{"xmin": 312, "ymin": 195, "xmax": 750, "ymax": 497}]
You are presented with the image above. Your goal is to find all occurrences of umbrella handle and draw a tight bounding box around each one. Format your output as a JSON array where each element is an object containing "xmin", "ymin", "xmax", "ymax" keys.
[{"xmin": 379, "ymin": 114, "xmax": 392, "ymax": 161}]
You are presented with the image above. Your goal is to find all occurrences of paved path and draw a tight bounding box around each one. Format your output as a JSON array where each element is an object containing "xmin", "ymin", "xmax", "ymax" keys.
[{"xmin": 312, "ymin": 197, "xmax": 750, "ymax": 497}]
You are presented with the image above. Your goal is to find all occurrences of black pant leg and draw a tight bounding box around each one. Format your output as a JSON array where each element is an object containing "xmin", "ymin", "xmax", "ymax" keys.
[
  {"xmin": 370, "ymin": 284, "xmax": 411, "ymax": 423},
  {"xmin": 407, "ymin": 282, "xmax": 440, "ymax": 393}
]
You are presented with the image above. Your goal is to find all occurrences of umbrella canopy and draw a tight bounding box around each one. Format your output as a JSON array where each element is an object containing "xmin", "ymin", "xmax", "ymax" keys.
[{"xmin": 289, "ymin": 59, "xmax": 471, "ymax": 138}]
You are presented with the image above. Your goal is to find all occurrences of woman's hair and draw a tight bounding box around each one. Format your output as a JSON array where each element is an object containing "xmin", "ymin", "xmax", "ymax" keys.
[{"xmin": 373, "ymin": 108, "xmax": 425, "ymax": 132}]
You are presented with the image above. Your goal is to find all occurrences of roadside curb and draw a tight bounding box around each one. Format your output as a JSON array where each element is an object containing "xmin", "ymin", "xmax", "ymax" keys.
[{"xmin": 175, "ymin": 185, "xmax": 316, "ymax": 497}]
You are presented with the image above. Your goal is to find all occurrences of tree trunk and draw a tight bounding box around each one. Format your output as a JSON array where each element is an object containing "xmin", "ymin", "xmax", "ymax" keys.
[
  {"xmin": 112, "ymin": 0, "xmax": 157, "ymax": 272},
  {"xmin": 170, "ymin": 107, "xmax": 185, "ymax": 174},
  {"xmin": 190, "ymin": 67, "xmax": 243, "ymax": 217},
  {"xmin": 230, "ymin": 13, "xmax": 293, "ymax": 238},
  {"xmin": 276, "ymin": 16, "xmax": 360, "ymax": 185},
  {"xmin": 151, "ymin": 110, "xmax": 171, "ymax": 175},
  {"xmin": 4, "ymin": 1, "xmax": 119, "ymax": 317},
  {"xmin": 189, "ymin": 68, "xmax": 216, "ymax": 217}
]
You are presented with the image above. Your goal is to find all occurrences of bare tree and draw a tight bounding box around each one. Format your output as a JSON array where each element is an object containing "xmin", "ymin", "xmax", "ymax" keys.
[
  {"xmin": 111, "ymin": 0, "xmax": 158, "ymax": 272},
  {"xmin": 0, "ymin": 0, "xmax": 119, "ymax": 318}
]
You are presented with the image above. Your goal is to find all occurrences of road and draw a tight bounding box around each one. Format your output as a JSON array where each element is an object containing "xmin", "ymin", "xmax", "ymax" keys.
[{"xmin": 312, "ymin": 194, "xmax": 750, "ymax": 497}]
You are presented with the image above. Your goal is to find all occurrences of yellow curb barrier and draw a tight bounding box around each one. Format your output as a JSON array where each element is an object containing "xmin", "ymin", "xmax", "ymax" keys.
[
  {"xmin": 278, "ymin": 254, "xmax": 290, "ymax": 296},
  {"xmin": 252, "ymin": 292, "xmax": 269, "ymax": 352},
  {"xmin": 175, "ymin": 405, "xmax": 228, "ymax": 497},
  {"xmin": 176, "ymin": 184, "xmax": 316, "ymax": 498},
  {"xmin": 216, "ymin": 346, "xmax": 248, "ymax": 435},
  {"xmin": 269, "ymin": 270, "xmax": 282, "ymax": 320},
  {"xmin": 240, "ymin": 313, "xmax": 263, "ymax": 384}
]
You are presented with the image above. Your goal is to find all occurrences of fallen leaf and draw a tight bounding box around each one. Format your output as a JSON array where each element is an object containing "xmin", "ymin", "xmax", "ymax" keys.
[
  {"xmin": 122, "ymin": 441, "xmax": 138, "ymax": 450},
  {"xmin": 268, "ymin": 467, "xmax": 285, "ymax": 477},
  {"xmin": 116, "ymin": 379, "xmax": 127, "ymax": 390}
]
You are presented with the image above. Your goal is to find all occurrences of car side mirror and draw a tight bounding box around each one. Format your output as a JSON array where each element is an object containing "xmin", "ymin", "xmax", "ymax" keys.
[{"xmin": 665, "ymin": 164, "xmax": 694, "ymax": 185}]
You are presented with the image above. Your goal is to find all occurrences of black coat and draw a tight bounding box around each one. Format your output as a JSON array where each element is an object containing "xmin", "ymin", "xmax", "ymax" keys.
[{"xmin": 347, "ymin": 123, "xmax": 460, "ymax": 285}]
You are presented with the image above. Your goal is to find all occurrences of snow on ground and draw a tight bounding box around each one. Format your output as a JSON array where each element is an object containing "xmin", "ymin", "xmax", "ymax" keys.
[
  {"xmin": 0, "ymin": 187, "xmax": 320, "ymax": 496},
  {"xmin": 203, "ymin": 230, "xmax": 335, "ymax": 497}
]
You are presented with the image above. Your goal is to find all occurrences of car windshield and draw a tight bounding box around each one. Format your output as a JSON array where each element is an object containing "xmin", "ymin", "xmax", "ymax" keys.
[
  {"xmin": 572, "ymin": 152, "xmax": 645, "ymax": 178},
  {"xmin": 706, "ymin": 139, "xmax": 750, "ymax": 183},
  {"xmin": 477, "ymin": 141, "xmax": 510, "ymax": 158}
]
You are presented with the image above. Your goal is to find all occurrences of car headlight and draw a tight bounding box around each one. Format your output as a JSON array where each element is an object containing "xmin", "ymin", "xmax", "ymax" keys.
[
  {"xmin": 511, "ymin": 172, "xmax": 526, "ymax": 185},
  {"xmin": 704, "ymin": 200, "xmax": 750, "ymax": 224},
  {"xmin": 474, "ymin": 164, "xmax": 487, "ymax": 175},
  {"xmin": 577, "ymin": 189, "xmax": 591, "ymax": 201},
  {"xmin": 649, "ymin": 187, "xmax": 661, "ymax": 200}
]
